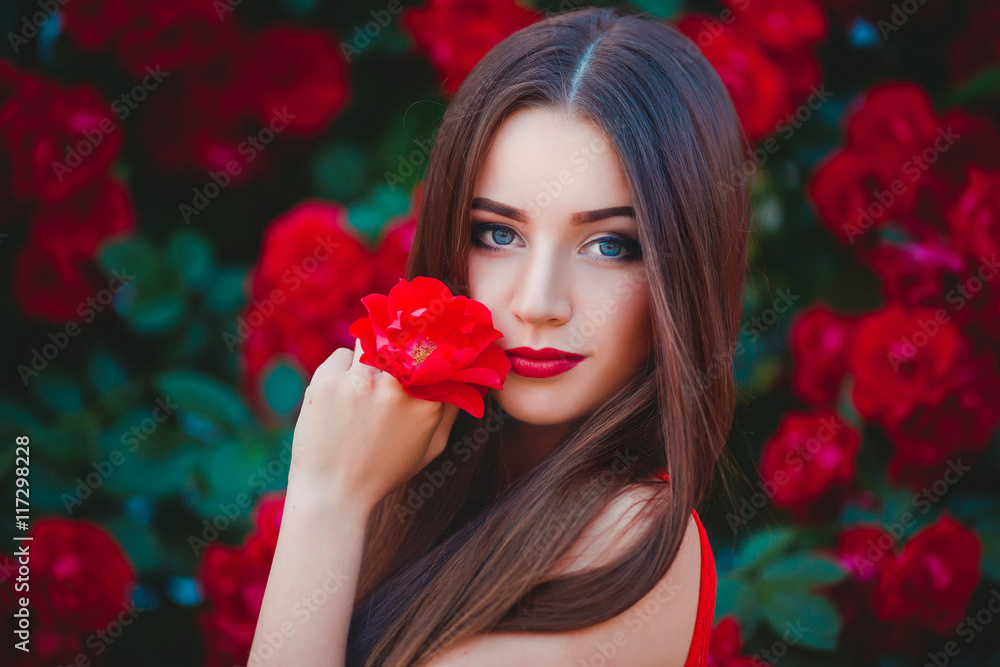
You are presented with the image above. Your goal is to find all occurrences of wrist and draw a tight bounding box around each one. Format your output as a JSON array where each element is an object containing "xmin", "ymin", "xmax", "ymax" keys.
[{"xmin": 285, "ymin": 475, "xmax": 376, "ymax": 522}]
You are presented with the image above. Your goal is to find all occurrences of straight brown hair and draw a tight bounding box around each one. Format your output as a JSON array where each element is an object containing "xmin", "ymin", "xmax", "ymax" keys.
[{"xmin": 347, "ymin": 6, "xmax": 753, "ymax": 665}]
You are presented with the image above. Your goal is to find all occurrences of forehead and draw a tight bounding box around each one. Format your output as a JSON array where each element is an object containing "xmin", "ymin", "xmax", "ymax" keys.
[{"xmin": 473, "ymin": 107, "xmax": 632, "ymax": 219}]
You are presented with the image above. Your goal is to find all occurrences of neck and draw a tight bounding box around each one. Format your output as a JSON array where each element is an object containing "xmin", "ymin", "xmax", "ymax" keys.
[{"xmin": 498, "ymin": 418, "xmax": 574, "ymax": 487}]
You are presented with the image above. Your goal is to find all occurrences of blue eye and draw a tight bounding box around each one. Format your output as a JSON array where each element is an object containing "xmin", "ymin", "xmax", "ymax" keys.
[{"xmin": 470, "ymin": 222, "xmax": 641, "ymax": 263}]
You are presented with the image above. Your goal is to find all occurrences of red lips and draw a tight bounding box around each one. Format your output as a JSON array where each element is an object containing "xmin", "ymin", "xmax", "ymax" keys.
[
  {"xmin": 504, "ymin": 347, "xmax": 584, "ymax": 378},
  {"xmin": 504, "ymin": 346, "xmax": 584, "ymax": 360}
]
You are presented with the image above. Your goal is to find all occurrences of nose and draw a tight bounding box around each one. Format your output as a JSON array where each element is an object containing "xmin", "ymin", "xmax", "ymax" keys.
[{"xmin": 509, "ymin": 240, "xmax": 572, "ymax": 327}]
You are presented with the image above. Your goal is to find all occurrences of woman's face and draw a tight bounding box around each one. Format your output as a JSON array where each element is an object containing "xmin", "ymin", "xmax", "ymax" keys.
[{"xmin": 468, "ymin": 106, "xmax": 653, "ymax": 426}]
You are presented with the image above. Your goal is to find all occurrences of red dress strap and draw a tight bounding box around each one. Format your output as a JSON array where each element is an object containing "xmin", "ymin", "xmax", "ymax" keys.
[{"xmin": 683, "ymin": 508, "xmax": 716, "ymax": 667}]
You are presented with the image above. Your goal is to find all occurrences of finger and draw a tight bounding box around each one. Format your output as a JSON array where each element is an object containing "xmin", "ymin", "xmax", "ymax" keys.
[
  {"xmin": 313, "ymin": 346, "xmax": 354, "ymax": 378},
  {"xmin": 352, "ymin": 337, "xmax": 365, "ymax": 367}
]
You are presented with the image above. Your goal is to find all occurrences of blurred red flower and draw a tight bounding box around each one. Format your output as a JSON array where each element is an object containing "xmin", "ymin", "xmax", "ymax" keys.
[
  {"xmin": 759, "ymin": 410, "xmax": 862, "ymax": 521},
  {"xmin": 198, "ymin": 491, "xmax": 285, "ymax": 667},
  {"xmin": 848, "ymin": 303, "xmax": 962, "ymax": 427},
  {"xmin": 401, "ymin": 0, "xmax": 544, "ymax": 95},
  {"xmin": 239, "ymin": 26, "xmax": 351, "ymax": 136},
  {"xmin": 0, "ymin": 518, "xmax": 136, "ymax": 665},
  {"xmin": 788, "ymin": 304, "xmax": 858, "ymax": 406},
  {"xmin": 707, "ymin": 615, "xmax": 756, "ymax": 667},
  {"xmin": 872, "ymin": 513, "xmax": 981, "ymax": 635},
  {"xmin": 241, "ymin": 201, "xmax": 375, "ymax": 410}
]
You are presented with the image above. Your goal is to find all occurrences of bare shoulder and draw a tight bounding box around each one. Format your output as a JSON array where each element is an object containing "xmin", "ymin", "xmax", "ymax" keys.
[
  {"xmin": 421, "ymin": 485, "xmax": 703, "ymax": 667},
  {"xmin": 549, "ymin": 485, "xmax": 703, "ymax": 665}
]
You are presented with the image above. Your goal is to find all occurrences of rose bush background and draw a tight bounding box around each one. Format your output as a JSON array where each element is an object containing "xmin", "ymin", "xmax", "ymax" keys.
[{"xmin": 1, "ymin": 0, "xmax": 999, "ymax": 665}]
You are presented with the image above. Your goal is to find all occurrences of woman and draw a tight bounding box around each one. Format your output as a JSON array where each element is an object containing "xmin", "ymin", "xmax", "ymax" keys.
[{"xmin": 250, "ymin": 6, "xmax": 751, "ymax": 666}]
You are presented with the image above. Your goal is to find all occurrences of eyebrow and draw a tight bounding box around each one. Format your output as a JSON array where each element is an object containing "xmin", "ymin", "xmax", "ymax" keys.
[{"xmin": 471, "ymin": 197, "xmax": 635, "ymax": 225}]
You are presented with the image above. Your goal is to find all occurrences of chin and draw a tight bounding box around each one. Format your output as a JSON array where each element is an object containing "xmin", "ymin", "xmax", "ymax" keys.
[{"xmin": 490, "ymin": 382, "xmax": 587, "ymax": 425}]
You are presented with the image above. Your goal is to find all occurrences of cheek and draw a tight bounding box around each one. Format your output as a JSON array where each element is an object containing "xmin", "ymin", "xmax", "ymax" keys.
[{"xmin": 467, "ymin": 256, "xmax": 506, "ymax": 312}]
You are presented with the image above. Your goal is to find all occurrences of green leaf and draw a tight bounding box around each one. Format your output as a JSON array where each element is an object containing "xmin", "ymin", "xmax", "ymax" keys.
[
  {"xmin": 629, "ymin": 0, "xmax": 683, "ymax": 19},
  {"xmin": 761, "ymin": 589, "xmax": 841, "ymax": 651},
  {"xmin": 126, "ymin": 292, "xmax": 186, "ymax": 334},
  {"xmin": 157, "ymin": 371, "xmax": 253, "ymax": 436},
  {"xmin": 98, "ymin": 236, "xmax": 158, "ymax": 283},
  {"xmin": 946, "ymin": 65, "xmax": 1000, "ymax": 106},
  {"xmin": 262, "ymin": 361, "xmax": 305, "ymax": 418},
  {"xmin": 975, "ymin": 517, "xmax": 1000, "ymax": 582},
  {"xmin": 31, "ymin": 371, "xmax": 85, "ymax": 414},
  {"xmin": 734, "ymin": 526, "xmax": 797, "ymax": 572},
  {"xmin": 759, "ymin": 553, "xmax": 848, "ymax": 588},
  {"xmin": 165, "ymin": 230, "xmax": 213, "ymax": 289},
  {"xmin": 313, "ymin": 142, "xmax": 370, "ymax": 200},
  {"xmin": 86, "ymin": 347, "xmax": 129, "ymax": 397},
  {"xmin": 716, "ymin": 572, "xmax": 762, "ymax": 635},
  {"xmin": 206, "ymin": 266, "xmax": 248, "ymax": 312}
]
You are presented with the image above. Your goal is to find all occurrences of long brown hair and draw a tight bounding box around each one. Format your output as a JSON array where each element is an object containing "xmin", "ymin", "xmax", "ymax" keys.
[{"xmin": 347, "ymin": 6, "xmax": 753, "ymax": 665}]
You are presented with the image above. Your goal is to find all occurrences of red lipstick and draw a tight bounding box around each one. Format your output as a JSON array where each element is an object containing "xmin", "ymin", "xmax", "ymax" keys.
[{"xmin": 504, "ymin": 347, "xmax": 584, "ymax": 379}]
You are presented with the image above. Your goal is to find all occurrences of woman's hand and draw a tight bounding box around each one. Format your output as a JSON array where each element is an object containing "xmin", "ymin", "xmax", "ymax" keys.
[{"xmin": 287, "ymin": 338, "xmax": 461, "ymax": 513}]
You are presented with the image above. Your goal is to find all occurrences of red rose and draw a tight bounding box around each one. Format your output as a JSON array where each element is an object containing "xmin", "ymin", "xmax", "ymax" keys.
[
  {"xmin": 0, "ymin": 519, "xmax": 136, "ymax": 663},
  {"xmin": 788, "ymin": 304, "xmax": 857, "ymax": 405},
  {"xmin": 869, "ymin": 237, "xmax": 966, "ymax": 308},
  {"xmin": 30, "ymin": 178, "xmax": 135, "ymax": 259},
  {"xmin": 947, "ymin": 166, "xmax": 1000, "ymax": 266},
  {"xmin": 844, "ymin": 82, "xmax": 939, "ymax": 159},
  {"xmin": 722, "ymin": 0, "xmax": 827, "ymax": 53},
  {"xmin": 676, "ymin": 13, "xmax": 791, "ymax": 142},
  {"xmin": 882, "ymin": 348, "xmax": 1000, "ymax": 487},
  {"xmin": 922, "ymin": 109, "xmax": 1000, "ymax": 213},
  {"xmin": 13, "ymin": 242, "xmax": 95, "ymax": 324},
  {"xmin": 848, "ymin": 303, "xmax": 963, "ymax": 427},
  {"xmin": 821, "ymin": 525, "xmax": 920, "ymax": 656},
  {"xmin": 198, "ymin": 491, "xmax": 285, "ymax": 667},
  {"xmin": 0, "ymin": 77, "xmax": 122, "ymax": 203},
  {"xmin": 401, "ymin": 0, "xmax": 544, "ymax": 96},
  {"xmin": 872, "ymin": 513, "xmax": 982, "ymax": 635},
  {"xmin": 113, "ymin": 1, "xmax": 231, "ymax": 79},
  {"xmin": 759, "ymin": 410, "xmax": 861, "ymax": 521},
  {"xmin": 61, "ymin": 0, "xmax": 134, "ymax": 52},
  {"xmin": 241, "ymin": 201, "xmax": 374, "ymax": 410},
  {"xmin": 707, "ymin": 616, "xmax": 757, "ymax": 667},
  {"xmin": 807, "ymin": 149, "xmax": 920, "ymax": 246},
  {"xmin": 238, "ymin": 26, "xmax": 351, "ymax": 136},
  {"xmin": 348, "ymin": 276, "xmax": 511, "ymax": 418}
]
